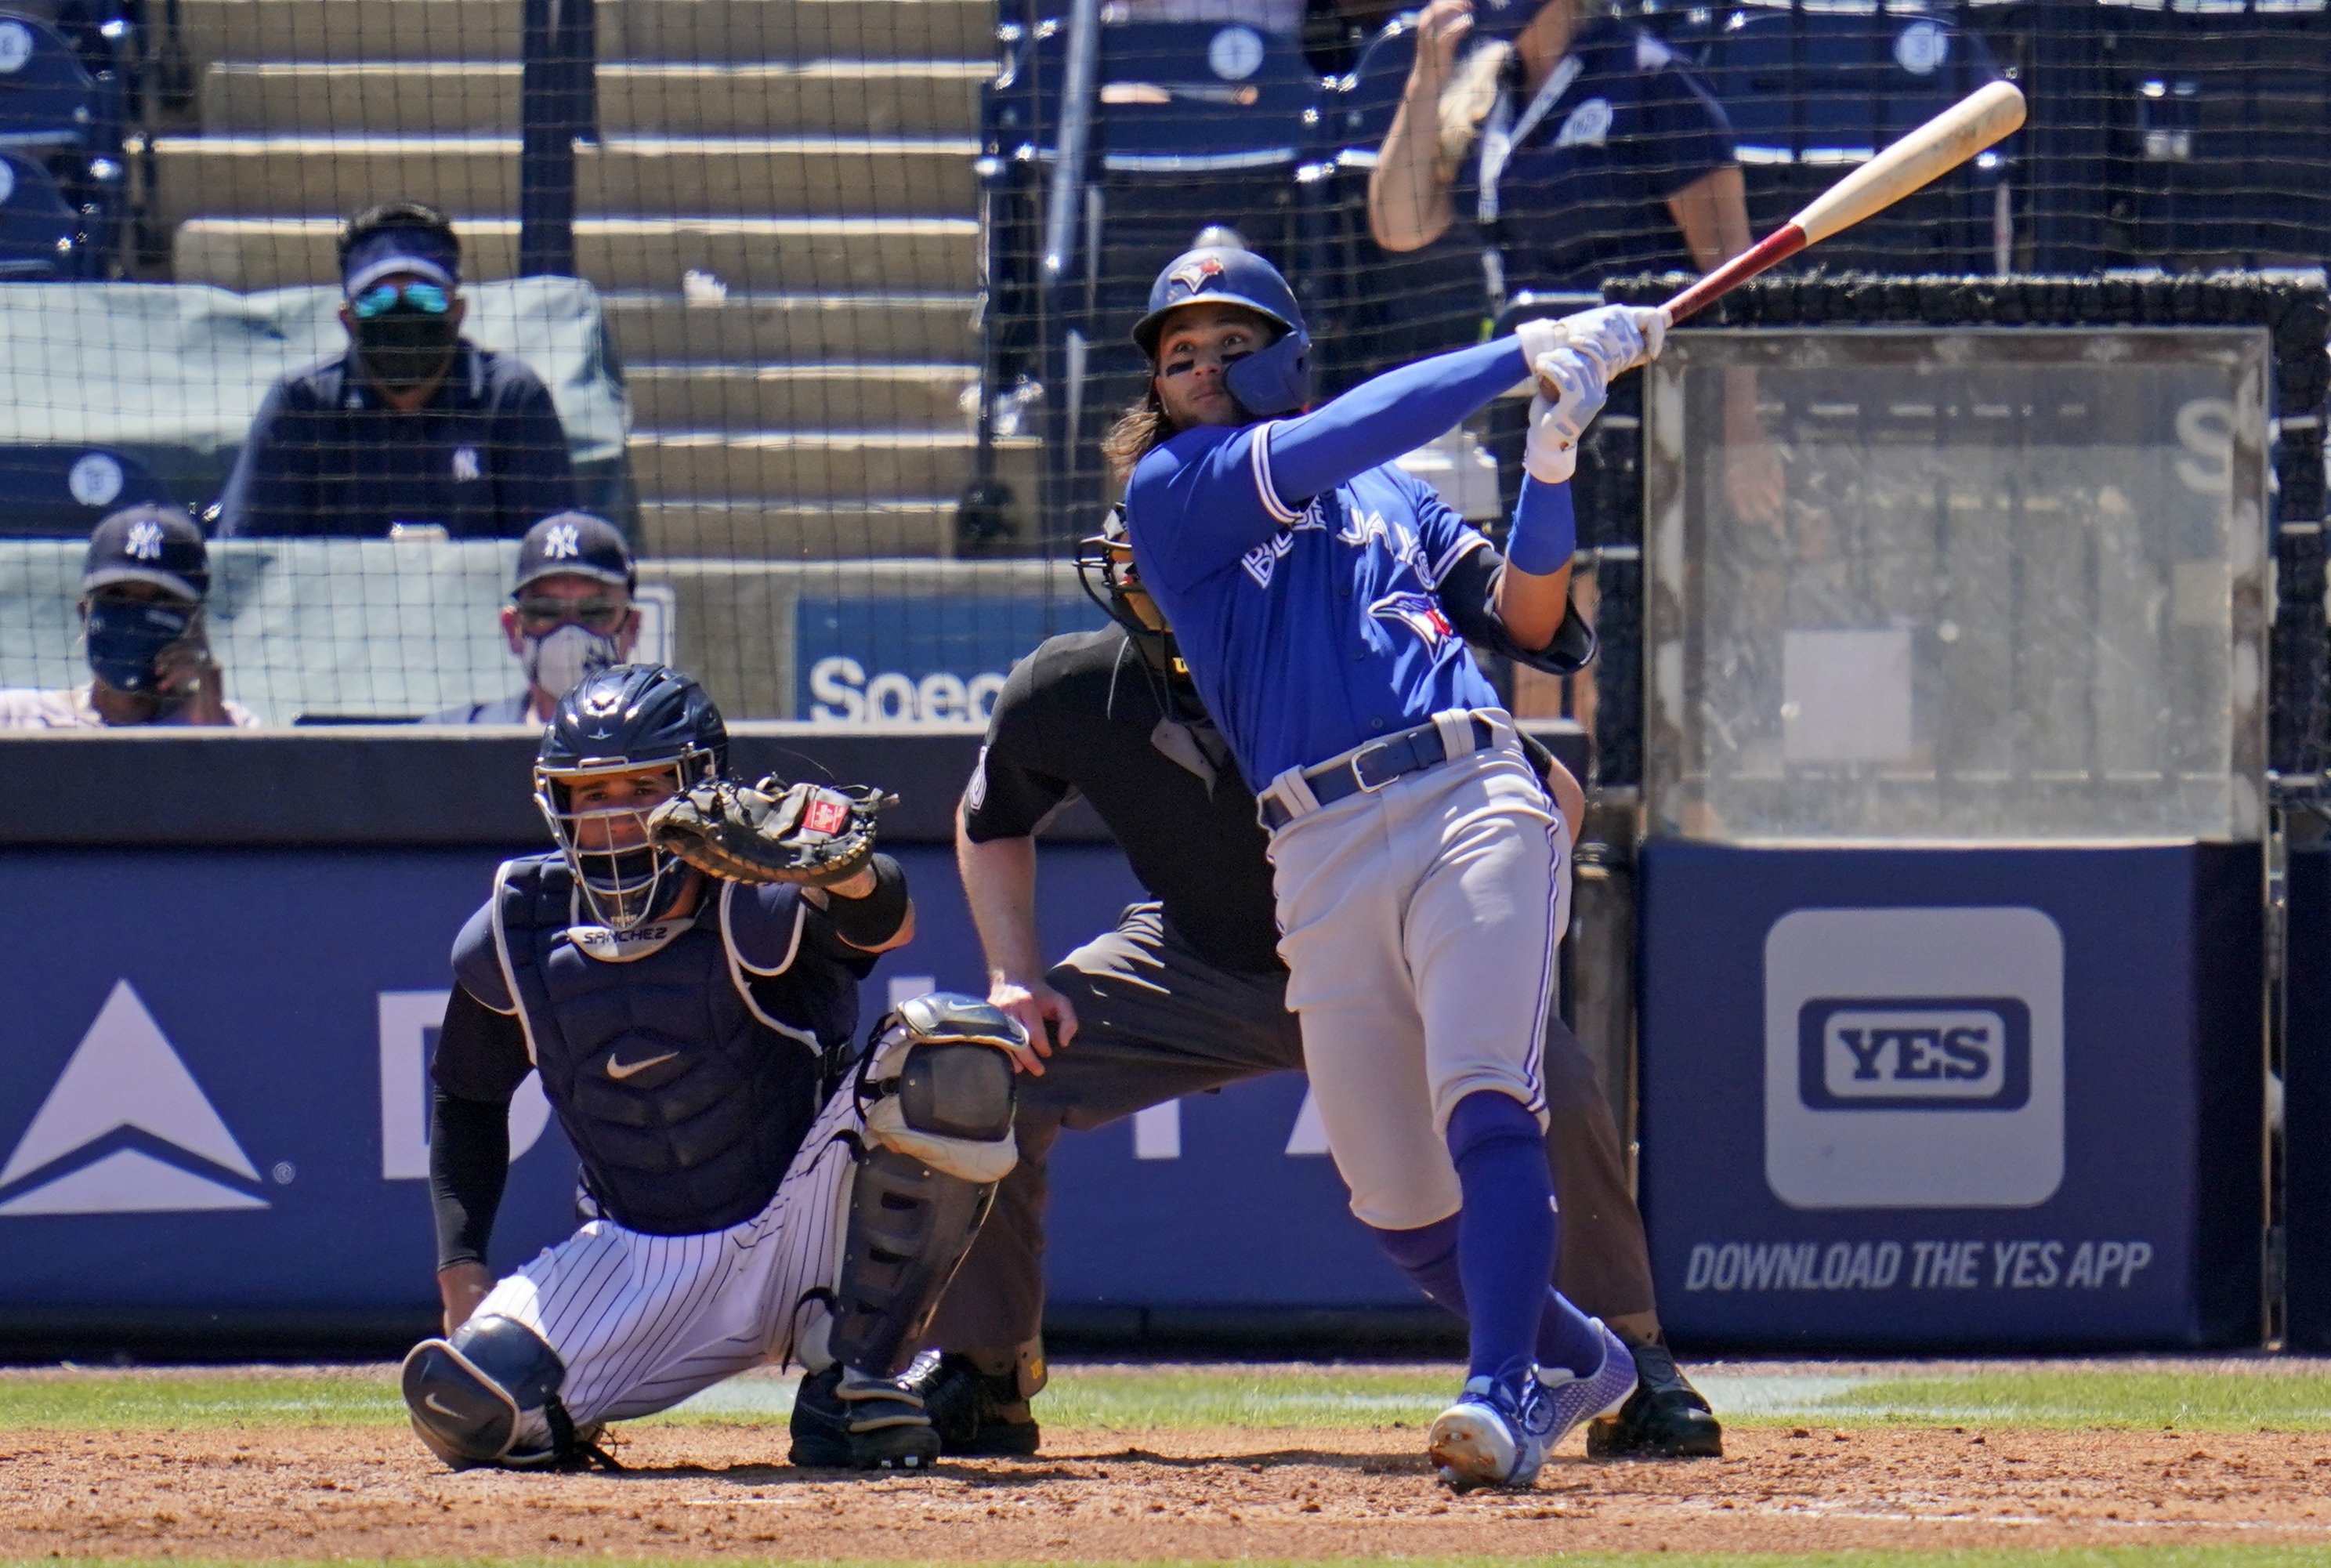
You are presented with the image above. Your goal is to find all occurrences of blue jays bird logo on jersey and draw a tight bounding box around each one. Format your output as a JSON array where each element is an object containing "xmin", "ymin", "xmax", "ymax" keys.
[
  {"xmin": 1167, "ymin": 254, "xmax": 1226, "ymax": 300},
  {"xmin": 1370, "ymin": 591, "xmax": 1456, "ymax": 652}
]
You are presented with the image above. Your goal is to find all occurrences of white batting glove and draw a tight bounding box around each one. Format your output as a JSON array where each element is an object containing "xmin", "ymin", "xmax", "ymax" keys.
[{"xmin": 1524, "ymin": 346, "xmax": 1609, "ymax": 483}]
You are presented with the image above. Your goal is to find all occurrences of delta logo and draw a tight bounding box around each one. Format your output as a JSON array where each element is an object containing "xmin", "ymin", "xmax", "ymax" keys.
[{"xmin": 0, "ymin": 980, "xmax": 270, "ymax": 1215}]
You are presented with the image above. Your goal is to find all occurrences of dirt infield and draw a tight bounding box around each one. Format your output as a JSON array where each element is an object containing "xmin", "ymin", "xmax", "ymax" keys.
[{"xmin": 6, "ymin": 1419, "xmax": 2331, "ymax": 1559}]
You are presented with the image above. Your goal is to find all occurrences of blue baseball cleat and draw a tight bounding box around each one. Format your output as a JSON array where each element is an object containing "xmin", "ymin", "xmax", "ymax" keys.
[{"xmin": 1428, "ymin": 1323, "xmax": 1639, "ymax": 1491}]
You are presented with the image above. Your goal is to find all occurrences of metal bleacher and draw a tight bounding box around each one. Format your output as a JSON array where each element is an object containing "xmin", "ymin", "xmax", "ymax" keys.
[{"xmin": 164, "ymin": 0, "xmax": 1007, "ymax": 559}]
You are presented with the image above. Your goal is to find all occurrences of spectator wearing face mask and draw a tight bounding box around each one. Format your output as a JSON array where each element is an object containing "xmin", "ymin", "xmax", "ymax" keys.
[
  {"xmin": 0, "ymin": 505, "xmax": 258, "ymax": 728},
  {"xmin": 429, "ymin": 511, "xmax": 642, "ymax": 724},
  {"xmin": 215, "ymin": 201, "xmax": 577, "ymax": 540}
]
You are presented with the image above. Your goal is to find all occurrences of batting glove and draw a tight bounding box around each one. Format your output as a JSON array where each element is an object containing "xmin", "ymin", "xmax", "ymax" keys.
[{"xmin": 1524, "ymin": 346, "xmax": 1609, "ymax": 484}]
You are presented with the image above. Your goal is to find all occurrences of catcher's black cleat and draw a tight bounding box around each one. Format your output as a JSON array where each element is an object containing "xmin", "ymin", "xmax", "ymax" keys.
[
  {"xmin": 910, "ymin": 1351, "xmax": 1043, "ymax": 1458},
  {"xmin": 1584, "ymin": 1341, "xmax": 1722, "ymax": 1459},
  {"xmin": 790, "ymin": 1365, "xmax": 943, "ymax": 1471}
]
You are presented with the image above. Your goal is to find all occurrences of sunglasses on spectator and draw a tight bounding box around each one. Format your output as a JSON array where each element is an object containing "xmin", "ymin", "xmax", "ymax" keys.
[
  {"xmin": 515, "ymin": 595, "xmax": 629, "ymax": 634},
  {"xmin": 349, "ymin": 281, "xmax": 454, "ymax": 319}
]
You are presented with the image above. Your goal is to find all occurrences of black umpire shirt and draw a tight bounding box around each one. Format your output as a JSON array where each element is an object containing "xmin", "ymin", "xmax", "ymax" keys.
[
  {"xmin": 961, "ymin": 541, "xmax": 1594, "ymax": 980},
  {"xmin": 216, "ymin": 342, "xmax": 576, "ymax": 539}
]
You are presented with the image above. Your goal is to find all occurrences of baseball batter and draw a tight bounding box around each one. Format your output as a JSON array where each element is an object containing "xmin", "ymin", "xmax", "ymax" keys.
[
  {"xmin": 405, "ymin": 662, "xmax": 1026, "ymax": 1472},
  {"xmin": 1117, "ymin": 243, "xmax": 1662, "ymax": 1490}
]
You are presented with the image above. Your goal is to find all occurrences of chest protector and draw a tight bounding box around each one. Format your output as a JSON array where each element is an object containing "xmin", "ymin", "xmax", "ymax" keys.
[{"xmin": 493, "ymin": 857, "xmax": 822, "ymax": 1235}]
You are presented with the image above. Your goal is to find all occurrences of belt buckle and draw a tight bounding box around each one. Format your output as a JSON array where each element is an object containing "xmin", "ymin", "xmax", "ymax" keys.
[{"xmin": 1350, "ymin": 741, "xmax": 1402, "ymax": 793}]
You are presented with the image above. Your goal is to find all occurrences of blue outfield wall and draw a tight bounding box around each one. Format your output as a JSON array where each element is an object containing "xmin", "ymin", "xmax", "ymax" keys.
[
  {"xmin": 1638, "ymin": 840, "xmax": 2263, "ymax": 1352},
  {"xmin": 0, "ymin": 845, "xmax": 1424, "ymax": 1324}
]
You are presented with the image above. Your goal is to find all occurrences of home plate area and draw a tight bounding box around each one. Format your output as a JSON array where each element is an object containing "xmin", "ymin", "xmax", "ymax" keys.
[{"xmin": 6, "ymin": 1361, "xmax": 2331, "ymax": 1561}]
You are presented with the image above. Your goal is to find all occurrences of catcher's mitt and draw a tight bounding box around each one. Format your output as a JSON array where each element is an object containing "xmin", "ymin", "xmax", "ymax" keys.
[{"xmin": 646, "ymin": 776, "xmax": 897, "ymax": 888}]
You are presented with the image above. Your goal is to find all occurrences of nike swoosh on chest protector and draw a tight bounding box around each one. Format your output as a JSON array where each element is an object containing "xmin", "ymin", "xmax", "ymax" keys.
[{"xmin": 606, "ymin": 1051, "xmax": 679, "ymax": 1081}]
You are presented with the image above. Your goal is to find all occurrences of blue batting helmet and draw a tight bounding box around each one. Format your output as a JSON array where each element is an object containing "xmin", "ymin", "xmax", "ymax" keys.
[
  {"xmin": 1132, "ymin": 244, "xmax": 1312, "ymax": 417},
  {"xmin": 1468, "ymin": 0, "xmax": 1547, "ymax": 42},
  {"xmin": 534, "ymin": 664, "xmax": 729, "ymax": 930}
]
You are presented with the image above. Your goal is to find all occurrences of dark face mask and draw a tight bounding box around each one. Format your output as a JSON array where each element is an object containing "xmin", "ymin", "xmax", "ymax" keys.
[
  {"xmin": 86, "ymin": 598, "xmax": 194, "ymax": 694},
  {"xmin": 355, "ymin": 308, "xmax": 461, "ymax": 392}
]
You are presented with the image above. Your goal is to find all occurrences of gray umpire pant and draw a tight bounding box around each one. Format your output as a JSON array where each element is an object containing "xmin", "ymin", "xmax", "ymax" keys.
[{"xmin": 924, "ymin": 901, "xmax": 1660, "ymax": 1360}]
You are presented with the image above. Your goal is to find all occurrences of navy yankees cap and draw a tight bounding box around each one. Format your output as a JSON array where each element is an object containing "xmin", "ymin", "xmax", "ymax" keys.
[
  {"xmin": 342, "ymin": 222, "xmax": 461, "ymax": 298},
  {"xmin": 515, "ymin": 511, "xmax": 634, "ymax": 593},
  {"xmin": 83, "ymin": 504, "xmax": 208, "ymax": 602}
]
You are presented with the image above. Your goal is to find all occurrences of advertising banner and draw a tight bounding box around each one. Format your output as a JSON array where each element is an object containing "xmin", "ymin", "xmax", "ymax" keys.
[
  {"xmin": 1639, "ymin": 841, "xmax": 2261, "ymax": 1350},
  {"xmin": 796, "ymin": 595, "xmax": 1107, "ymax": 727},
  {"xmin": 0, "ymin": 844, "xmax": 1417, "ymax": 1323}
]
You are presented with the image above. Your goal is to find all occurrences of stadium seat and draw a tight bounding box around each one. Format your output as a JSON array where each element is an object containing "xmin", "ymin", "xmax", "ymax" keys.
[
  {"xmin": 1694, "ymin": 3, "xmax": 2010, "ymax": 273},
  {"xmin": 0, "ymin": 444, "xmax": 176, "ymax": 538},
  {"xmin": 0, "ymin": 9, "xmax": 125, "ymax": 276},
  {"xmin": 2092, "ymin": 0, "xmax": 2331, "ymax": 268},
  {"xmin": 0, "ymin": 149, "xmax": 79, "ymax": 277}
]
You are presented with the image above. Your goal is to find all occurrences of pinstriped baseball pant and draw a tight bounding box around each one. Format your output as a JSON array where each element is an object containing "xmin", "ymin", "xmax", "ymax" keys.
[
  {"xmin": 1269, "ymin": 731, "xmax": 1571, "ymax": 1233},
  {"xmin": 469, "ymin": 1083, "xmax": 860, "ymax": 1427}
]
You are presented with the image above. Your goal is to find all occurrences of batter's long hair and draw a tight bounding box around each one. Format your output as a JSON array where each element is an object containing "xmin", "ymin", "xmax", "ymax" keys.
[{"xmin": 1102, "ymin": 383, "xmax": 1171, "ymax": 486}]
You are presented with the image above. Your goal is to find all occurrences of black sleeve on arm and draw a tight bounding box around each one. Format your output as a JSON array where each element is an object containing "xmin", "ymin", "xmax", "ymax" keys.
[
  {"xmin": 1438, "ymin": 542, "xmax": 1598, "ymax": 677},
  {"xmin": 430, "ymin": 1084, "xmax": 509, "ymax": 1271},
  {"xmin": 961, "ymin": 647, "xmax": 1077, "ymax": 841},
  {"xmin": 427, "ymin": 984, "xmax": 531, "ymax": 1270},
  {"xmin": 823, "ymin": 852, "xmax": 910, "ymax": 951}
]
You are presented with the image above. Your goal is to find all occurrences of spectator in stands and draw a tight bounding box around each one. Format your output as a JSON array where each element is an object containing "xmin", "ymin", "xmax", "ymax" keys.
[
  {"xmin": 0, "ymin": 504, "xmax": 257, "ymax": 728},
  {"xmin": 216, "ymin": 201, "xmax": 576, "ymax": 541},
  {"xmin": 429, "ymin": 511, "xmax": 642, "ymax": 724},
  {"xmin": 1368, "ymin": 0, "xmax": 1782, "ymax": 520}
]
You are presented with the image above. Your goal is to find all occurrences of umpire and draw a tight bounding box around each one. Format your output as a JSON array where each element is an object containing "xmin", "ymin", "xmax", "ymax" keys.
[{"xmin": 918, "ymin": 516, "xmax": 1719, "ymax": 1460}]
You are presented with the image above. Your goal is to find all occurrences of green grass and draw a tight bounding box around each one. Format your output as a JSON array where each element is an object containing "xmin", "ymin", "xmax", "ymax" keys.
[{"xmin": 5, "ymin": 1362, "xmax": 2331, "ymax": 1435}]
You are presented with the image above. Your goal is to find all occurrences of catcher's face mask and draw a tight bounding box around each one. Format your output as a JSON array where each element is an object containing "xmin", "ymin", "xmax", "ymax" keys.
[{"xmin": 535, "ymin": 754, "xmax": 711, "ymax": 931}]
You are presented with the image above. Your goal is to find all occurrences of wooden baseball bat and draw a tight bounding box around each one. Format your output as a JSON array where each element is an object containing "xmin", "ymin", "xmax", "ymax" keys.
[{"xmin": 1658, "ymin": 79, "xmax": 2027, "ymax": 327}]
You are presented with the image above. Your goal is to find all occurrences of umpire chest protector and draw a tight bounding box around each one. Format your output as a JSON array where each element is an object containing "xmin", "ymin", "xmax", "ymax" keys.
[{"xmin": 490, "ymin": 856, "xmax": 823, "ymax": 1235}]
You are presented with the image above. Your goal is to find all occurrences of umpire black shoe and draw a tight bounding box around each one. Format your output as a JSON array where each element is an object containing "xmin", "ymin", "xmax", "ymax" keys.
[
  {"xmin": 789, "ymin": 1365, "xmax": 942, "ymax": 1470},
  {"xmin": 910, "ymin": 1351, "xmax": 1043, "ymax": 1457},
  {"xmin": 1584, "ymin": 1341, "xmax": 1722, "ymax": 1459}
]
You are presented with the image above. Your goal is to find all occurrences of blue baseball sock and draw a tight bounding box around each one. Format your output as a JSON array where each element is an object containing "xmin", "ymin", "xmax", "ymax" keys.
[
  {"xmin": 1368, "ymin": 1119, "xmax": 1615, "ymax": 1382},
  {"xmin": 1444, "ymin": 1090, "xmax": 1556, "ymax": 1385}
]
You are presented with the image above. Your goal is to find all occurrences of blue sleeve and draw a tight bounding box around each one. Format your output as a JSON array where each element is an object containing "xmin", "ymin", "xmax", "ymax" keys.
[
  {"xmin": 1638, "ymin": 58, "xmax": 1736, "ymax": 198},
  {"xmin": 1261, "ymin": 339, "xmax": 1529, "ymax": 514},
  {"xmin": 451, "ymin": 895, "xmax": 515, "ymax": 1013},
  {"xmin": 495, "ymin": 370, "xmax": 576, "ymax": 538},
  {"xmin": 1124, "ymin": 426, "xmax": 1287, "ymax": 592},
  {"xmin": 1392, "ymin": 467, "xmax": 1493, "ymax": 587},
  {"xmin": 722, "ymin": 882, "xmax": 810, "ymax": 976},
  {"xmin": 215, "ymin": 379, "xmax": 312, "ymax": 539}
]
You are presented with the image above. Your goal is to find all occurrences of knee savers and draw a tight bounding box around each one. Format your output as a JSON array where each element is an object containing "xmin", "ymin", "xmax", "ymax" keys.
[
  {"xmin": 828, "ymin": 994, "xmax": 1025, "ymax": 1374},
  {"xmin": 854, "ymin": 992, "xmax": 1024, "ymax": 1182},
  {"xmin": 400, "ymin": 1315, "xmax": 572, "ymax": 1469}
]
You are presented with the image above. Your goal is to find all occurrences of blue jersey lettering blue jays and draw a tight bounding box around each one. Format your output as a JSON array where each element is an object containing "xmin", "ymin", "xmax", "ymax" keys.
[{"xmin": 1126, "ymin": 422, "xmax": 1500, "ymax": 786}]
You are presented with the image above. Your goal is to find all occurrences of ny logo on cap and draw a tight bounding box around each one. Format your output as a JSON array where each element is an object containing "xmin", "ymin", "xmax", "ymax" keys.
[
  {"xmin": 453, "ymin": 447, "xmax": 481, "ymax": 482},
  {"xmin": 125, "ymin": 520, "xmax": 165, "ymax": 562},
  {"xmin": 1168, "ymin": 255, "xmax": 1226, "ymax": 299},
  {"xmin": 543, "ymin": 523, "xmax": 581, "ymax": 559}
]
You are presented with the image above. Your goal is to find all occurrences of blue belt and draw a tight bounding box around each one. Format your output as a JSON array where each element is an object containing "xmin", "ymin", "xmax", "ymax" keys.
[{"xmin": 1259, "ymin": 715, "xmax": 1497, "ymax": 830}]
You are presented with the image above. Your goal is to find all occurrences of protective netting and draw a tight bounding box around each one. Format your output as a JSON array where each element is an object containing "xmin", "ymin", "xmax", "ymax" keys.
[{"xmin": 0, "ymin": 0, "xmax": 2322, "ymax": 733}]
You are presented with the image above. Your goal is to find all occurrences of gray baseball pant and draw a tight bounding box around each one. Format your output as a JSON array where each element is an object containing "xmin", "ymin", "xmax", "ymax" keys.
[{"xmin": 923, "ymin": 900, "xmax": 1660, "ymax": 1363}]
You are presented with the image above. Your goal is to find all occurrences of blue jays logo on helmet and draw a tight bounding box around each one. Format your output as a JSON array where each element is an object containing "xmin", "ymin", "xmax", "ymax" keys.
[{"xmin": 1132, "ymin": 242, "xmax": 1312, "ymax": 418}]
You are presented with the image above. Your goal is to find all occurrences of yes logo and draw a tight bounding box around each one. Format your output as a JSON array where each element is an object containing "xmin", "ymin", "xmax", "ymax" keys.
[{"xmin": 1765, "ymin": 907, "xmax": 2063, "ymax": 1210}]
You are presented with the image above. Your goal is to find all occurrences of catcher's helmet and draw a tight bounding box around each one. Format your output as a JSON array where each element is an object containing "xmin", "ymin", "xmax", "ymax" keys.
[
  {"xmin": 1074, "ymin": 508, "xmax": 1187, "ymax": 682},
  {"xmin": 1131, "ymin": 244, "xmax": 1312, "ymax": 418},
  {"xmin": 534, "ymin": 664, "xmax": 728, "ymax": 931}
]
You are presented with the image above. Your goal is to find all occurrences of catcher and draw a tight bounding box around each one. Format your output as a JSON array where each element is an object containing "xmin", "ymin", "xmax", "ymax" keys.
[{"xmin": 405, "ymin": 661, "xmax": 1026, "ymax": 1472}]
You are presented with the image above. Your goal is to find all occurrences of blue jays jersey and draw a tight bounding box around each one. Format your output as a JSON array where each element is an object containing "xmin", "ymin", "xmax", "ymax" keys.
[{"xmin": 1125, "ymin": 422, "xmax": 1501, "ymax": 787}]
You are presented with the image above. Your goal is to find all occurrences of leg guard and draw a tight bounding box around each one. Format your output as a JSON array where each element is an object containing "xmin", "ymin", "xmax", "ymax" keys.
[
  {"xmin": 831, "ymin": 994, "xmax": 1023, "ymax": 1375},
  {"xmin": 400, "ymin": 1315, "xmax": 597, "ymax": 1471}
]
